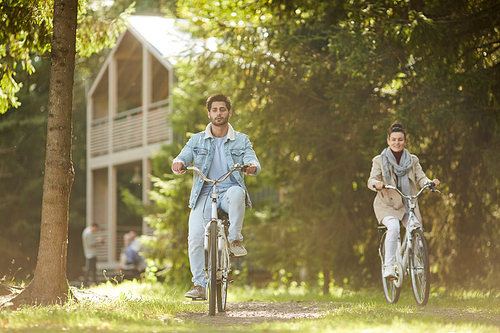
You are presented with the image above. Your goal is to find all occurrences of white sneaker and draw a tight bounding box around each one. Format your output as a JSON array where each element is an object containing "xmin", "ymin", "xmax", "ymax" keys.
[
  {"xmin": 230, "ymin": 240, "xmax": 247, "ymax": 257},
  {"xmin": 184, "ymin": 285, "xmax": 205, "ymax": 298},
  {"xmin": 383, "ymin": 265, "xmax": 396, "ymax": 279}
]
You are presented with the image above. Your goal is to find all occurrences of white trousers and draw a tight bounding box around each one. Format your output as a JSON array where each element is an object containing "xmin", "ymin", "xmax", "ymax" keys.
[
  {"xmin": 381, "ymin": 215, "xmax": 420, "ymax": 266},
  {"xmin": 188, "ymin": 186, "xmax": 246, "ymax": 286}
]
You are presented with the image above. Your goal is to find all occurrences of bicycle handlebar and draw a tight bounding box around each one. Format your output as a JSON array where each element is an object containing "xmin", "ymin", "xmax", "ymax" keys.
[
  {"xmin": 372, "ymin": 182, "xmax": 440, "ymax": 200},
  {"xmin": 181, "ymin": 163, "xmax": 249, "ymax": 184}
]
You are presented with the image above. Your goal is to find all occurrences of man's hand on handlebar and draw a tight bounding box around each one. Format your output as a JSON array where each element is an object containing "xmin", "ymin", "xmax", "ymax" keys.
[
  {"xmin": 172, "ymin": 161, "xmax": 186, "ymax": 174},
  {"xmin": 243, "ymin": 163, "xmax": 257, "ymax": 175}
]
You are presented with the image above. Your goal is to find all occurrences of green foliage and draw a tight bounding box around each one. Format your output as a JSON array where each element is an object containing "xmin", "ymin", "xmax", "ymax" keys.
[
  {"xmin": 0, "ymin": 0, "xmax": 134, "ymax": 113},
  {"xmin": 0, "ymin": 0, "xmax": 136, "ymax": 282},
  {"xmin": 76, "ymin": 1, "xmax": 135, "ymax": 57},
  {"xmin": 0, "ymin": 57, "xmax": 50, "ymax": 282},
  {"xmin": 0, "ymin": 0, "xmax": 52, "ymax": 113},
  {"xmin": 171, "ymin": 0, "xmax": 500, "ymax": 290},
  {"xmin": 141, "ymin": 145, "xmax": 192, "ymax": 286}
]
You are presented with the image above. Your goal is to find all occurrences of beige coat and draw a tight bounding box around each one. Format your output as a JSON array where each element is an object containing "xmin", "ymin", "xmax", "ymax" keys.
[{"xmin": 367, "ymin": 154, "xmax": 430, "ymax": 224}]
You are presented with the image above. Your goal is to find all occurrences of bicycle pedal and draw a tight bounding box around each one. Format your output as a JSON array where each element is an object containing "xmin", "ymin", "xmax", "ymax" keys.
[{"xmin": 190, "ymin": 297, "xmax": 207, "ymax": 302}]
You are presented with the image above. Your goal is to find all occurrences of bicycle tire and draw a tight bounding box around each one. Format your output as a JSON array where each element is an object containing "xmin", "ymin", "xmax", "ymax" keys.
[
  {"xmin": 217, "ymin": 242, "xmax": 229, "ymax": 312},
  {"xmin": 208, "ymin": 221, "xmax": 217, "ymax": 316},
  {"xmin": 380, "ymin": 232, "xmax": 401, "ymax": 304},
  {"xmin": 410, "ymin": 229, "xmax": 430, "ymax": 306}
]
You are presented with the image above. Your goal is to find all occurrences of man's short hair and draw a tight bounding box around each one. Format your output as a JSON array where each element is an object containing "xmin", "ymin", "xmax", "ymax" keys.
[{"xmin": 206, "ymin": 94, "xmax": 231, "ymax": 112}]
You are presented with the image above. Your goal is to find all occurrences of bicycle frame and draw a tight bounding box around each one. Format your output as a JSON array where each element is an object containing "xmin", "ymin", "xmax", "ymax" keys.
[{"xmin": 185, "ymin": 164, "xmax": 245, "ymax": 256}]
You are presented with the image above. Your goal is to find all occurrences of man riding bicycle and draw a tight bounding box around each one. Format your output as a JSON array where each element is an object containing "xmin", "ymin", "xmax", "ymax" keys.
[{"xmin": 172, "ymin": 94, "xmax": 261, "ymax": 299}]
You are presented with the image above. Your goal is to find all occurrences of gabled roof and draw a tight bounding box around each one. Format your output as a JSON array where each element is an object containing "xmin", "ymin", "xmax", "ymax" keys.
[
  {"xmin": 127, "ymin": 15, "xmax": 199, "ymax": 63},
  {"xmin": 88, "ymin": 15, "xmax": 199, "ymax": 97}
]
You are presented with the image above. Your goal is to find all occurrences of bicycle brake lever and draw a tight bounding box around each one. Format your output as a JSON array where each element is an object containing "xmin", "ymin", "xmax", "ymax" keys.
[{"xmin": 235, "ymin": 163, "xmax": 249, "ymax": 172}]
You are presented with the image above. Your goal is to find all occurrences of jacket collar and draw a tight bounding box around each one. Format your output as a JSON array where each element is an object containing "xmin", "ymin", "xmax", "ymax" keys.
[{"xmin": 204, "ymin": 123, "xmax": 235, "ymax": 141}]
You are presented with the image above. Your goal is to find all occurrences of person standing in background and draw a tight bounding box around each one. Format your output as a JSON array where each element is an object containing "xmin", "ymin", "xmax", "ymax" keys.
[{"xmin": 82, "ymin": 223, "xmax": 103, "ymax": 286}]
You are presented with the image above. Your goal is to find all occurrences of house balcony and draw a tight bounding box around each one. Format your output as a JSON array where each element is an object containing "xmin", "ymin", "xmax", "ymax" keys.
[{"xmin": 88, "ymin": 99, "xmax": 172, "ymax": 169}]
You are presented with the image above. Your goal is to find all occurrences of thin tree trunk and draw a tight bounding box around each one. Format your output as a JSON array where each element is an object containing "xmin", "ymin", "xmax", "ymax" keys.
[
  {"xmin": 10, "ymin": 0, "xmax": 78, "ymax": 307},
  {"xmin": 322, "ymin": 252, "xmax": 330, "ymax": 295}
]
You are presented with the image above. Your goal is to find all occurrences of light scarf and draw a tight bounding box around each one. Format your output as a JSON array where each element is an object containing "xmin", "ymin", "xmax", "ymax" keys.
[{"xmin": 381, "ymin": 147, "xmax": 413, "ymax": 211}]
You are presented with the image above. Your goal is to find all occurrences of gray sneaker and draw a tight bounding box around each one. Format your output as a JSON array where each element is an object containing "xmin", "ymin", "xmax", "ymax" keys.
[
  {"xmin": 230, "ymin": 240, "xmax": 247, "ymax": 257},
  {"xmin": 184, "ymin": 285, "xmax": 206, "ymax": 299}
]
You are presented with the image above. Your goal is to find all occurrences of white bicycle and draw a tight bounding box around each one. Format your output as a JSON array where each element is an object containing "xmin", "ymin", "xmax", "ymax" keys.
[
  {"xmin": 377, "ymin": 182, "xmax": 440, "ymax": 306},
  {"xmin": 182, "ymin": 163, "xmax": 248, "ymax": 316}
]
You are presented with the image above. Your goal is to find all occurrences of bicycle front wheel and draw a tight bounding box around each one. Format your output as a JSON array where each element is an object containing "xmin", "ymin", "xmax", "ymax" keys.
[
  {"xmin": 208, "ymin": 222, "xmax": 218, "ymax": 316},
  {"xmin": 217, "ymin": 242, "xmax": 229, "ymax": 312},
  {"xmin": 380, "ymin": 232, "xmax": 401, "ymax": 304},
  {"xmin": 410, "ymin": 229, "xmax": 430, "ymax": 306}
]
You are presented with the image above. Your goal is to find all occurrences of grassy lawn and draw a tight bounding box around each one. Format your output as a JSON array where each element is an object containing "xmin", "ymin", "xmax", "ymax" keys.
[{"xmin": 0, "ymin": 281, "xmax": 498, "ymax": 332}]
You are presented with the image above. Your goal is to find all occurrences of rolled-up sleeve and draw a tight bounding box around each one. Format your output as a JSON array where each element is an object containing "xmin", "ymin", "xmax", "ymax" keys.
[
  {"xmin": 243, "ymin": 136, "xmax": 261, "ymax": 176},
  {"xmin": 172, "ymin": 137, "xmax": 195, "ymax": 174},
  {"xmin": 367, "ymin": 156, "xmax": 382, "ymax": 192}
]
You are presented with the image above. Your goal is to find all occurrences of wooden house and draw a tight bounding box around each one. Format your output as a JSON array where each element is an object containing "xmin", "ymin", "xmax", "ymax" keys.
[{"xmin": 86, "ymin": 16, "xmax": 192, "ymax": 270}]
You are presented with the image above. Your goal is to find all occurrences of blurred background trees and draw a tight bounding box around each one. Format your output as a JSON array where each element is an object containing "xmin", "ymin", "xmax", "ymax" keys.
[{"xmin": 1, "ymin": 0, "xmax": 498, "ymax": 291}]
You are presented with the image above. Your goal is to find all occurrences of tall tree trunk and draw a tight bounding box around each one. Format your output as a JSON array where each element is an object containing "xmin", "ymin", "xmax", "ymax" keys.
[{"xmin": 10, "ymin": 0, "xmax": 78, "ymax": 307}]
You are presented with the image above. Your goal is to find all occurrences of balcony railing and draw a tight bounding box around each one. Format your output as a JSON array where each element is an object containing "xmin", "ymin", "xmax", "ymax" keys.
[{"xmin": 90, "ymin": 100, "xmax": 171, "ymax": 157}]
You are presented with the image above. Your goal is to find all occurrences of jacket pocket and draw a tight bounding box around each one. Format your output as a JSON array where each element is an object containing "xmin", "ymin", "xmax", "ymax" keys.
[
  {"xmin": 230, "ymin": 148, "xmax": 245, "ymax": 164},
  {"xmin": 378, "ymin": 190, "xmax": 394, "ymax": 207},
  {"xmin": 193, "ymin": 147, "xmax": 208, "ymax": 164}
]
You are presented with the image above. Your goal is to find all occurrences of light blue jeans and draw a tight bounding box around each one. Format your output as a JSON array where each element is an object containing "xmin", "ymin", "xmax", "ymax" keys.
[{"xmin": 188, "ymin": 186, "xmax": 246, "ymax": 287}]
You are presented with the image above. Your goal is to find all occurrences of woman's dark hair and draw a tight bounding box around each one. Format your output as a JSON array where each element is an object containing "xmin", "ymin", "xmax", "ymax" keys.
[
  {"xmin": 387, "ymin": 122, "xmax": 406, "ymax": 139},
  {"xmin": 206, "ymin": 94, "xmax": 231, "ymax": 112}
]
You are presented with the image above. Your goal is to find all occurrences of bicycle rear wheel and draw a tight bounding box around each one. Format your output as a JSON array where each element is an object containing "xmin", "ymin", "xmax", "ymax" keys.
[
  {"xmin": 208, "ymin": 222, "xmax": 217, "ymax": 316},
  {"xmin": 380, "ymin": 232, "xmax": 401, "ymax": 304},
  {"xmin": 410, "ymin": 229, "xmax": 430, "ymax": 306},
  {"xmin": 217, "ymin": 242, "xmax": 229, "ymax": 312}
]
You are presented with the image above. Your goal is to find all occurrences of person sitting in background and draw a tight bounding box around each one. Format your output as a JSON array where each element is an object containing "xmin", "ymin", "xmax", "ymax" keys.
[{"xmin": 124, "ymin": 231, "xmax": 146, "ymax": 270}]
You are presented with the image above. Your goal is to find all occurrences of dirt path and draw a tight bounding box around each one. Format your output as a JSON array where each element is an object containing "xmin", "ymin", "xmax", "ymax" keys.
[
  {"xmin": 178, "ymin": 300, "xmax": 500, "ymax": 327},
  {"xmin": 178, "ymin": 301, "xmax": 332, "ymax": 326}
]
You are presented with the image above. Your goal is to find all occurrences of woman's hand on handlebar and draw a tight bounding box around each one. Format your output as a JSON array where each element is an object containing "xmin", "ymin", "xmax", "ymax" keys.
[
  {"xmin": 172, "ymin": 161, "xmax": 186, "ymax": 174},
  {"xmin": 374, "ymin": 181, "xmax": 386, "ymax": 190},
  {"xmin": 430, "ymin": 179, "xmax": 440, "ymax": 187}
]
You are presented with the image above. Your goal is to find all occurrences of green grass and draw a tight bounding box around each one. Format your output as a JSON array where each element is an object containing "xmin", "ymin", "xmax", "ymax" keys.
[
  {"xmin": 0, "ymin": 282, "xmax": 498, "ymax": 332},
  {"xmin": 0, "ymin": 282, "xmax": 205, "ymax": 332}
]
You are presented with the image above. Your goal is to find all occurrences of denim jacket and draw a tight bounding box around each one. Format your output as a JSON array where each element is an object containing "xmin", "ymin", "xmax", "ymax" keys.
[{"xmin": 173, "ymin": 123, "xmax": 261, "ymax": 209}]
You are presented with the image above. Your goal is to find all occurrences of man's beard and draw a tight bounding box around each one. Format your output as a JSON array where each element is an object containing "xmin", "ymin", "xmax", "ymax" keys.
[{"xmin": 212, "ymin": 116, "xmax": 228, "ymax": 126}]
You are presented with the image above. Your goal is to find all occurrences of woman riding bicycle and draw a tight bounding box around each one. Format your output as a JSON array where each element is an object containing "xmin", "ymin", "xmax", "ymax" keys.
[{"xmin": 367, "ymin": 122, "xmax": 440, "ymax": 279}]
